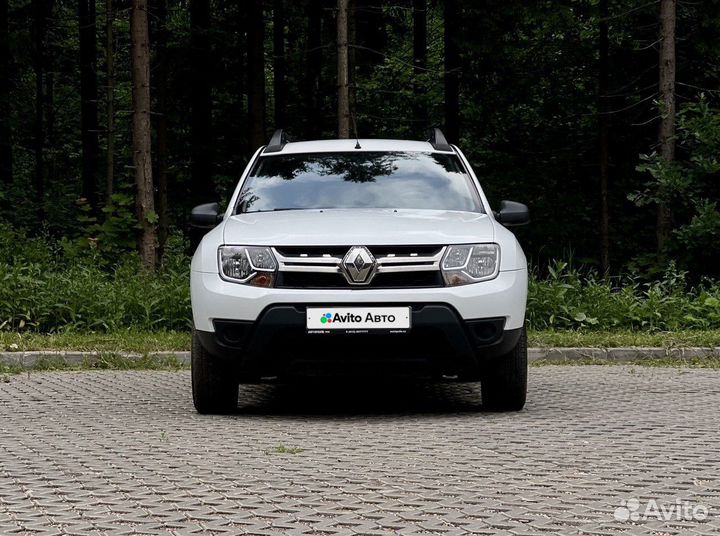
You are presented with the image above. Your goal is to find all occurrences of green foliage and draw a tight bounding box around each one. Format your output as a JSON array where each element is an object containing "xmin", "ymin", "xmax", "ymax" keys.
[
  {"xmin": 145, "ymin": 210, "xmax": 159, "ymax": 225},
  {"xmin": 0, "ymin": 260, "xmax": 191, "ymax": 332},
  {"xmin": 3, "ymin": 0, "xmax": 720, "ymax": 277},
  {"xmin": 527, "ymin": 260, "xmax": 720, "ymax": 331},
  {"xmin": 675, "ymin": 200, "xmax": 720, "ymax": 252},
  {"xmin": 528, "ymin": 329, "xmax": 720, "ymax": 349},
  {"xmin": 0, "ymin": 354, "xmax": 187, "ymax": 375},
  {"xmin": 632, "ymin": 98, "xmax": 720, "ymax": 274},
  {"xmin": 7, "ymin": 328, "xmax": 720, "ymax": 354},
  {"xmin": 0, "ymin": 224, "xmax": 58, "ymax": 266},
  {"xmin": 61, "ymin": 193, "xmax": 138, "ymax": 260},
  {"xmin": 0, "ymin": 226, "xmax": 190, "ymax": 332},
  {"xmin": 270, "ymin": 445, "xmax": 305, "ymax": 455},
  {"xmin": 1, "ymin": 222, "xmax": 719, "ymax": 334},
  {"xmin": 0, "ymin": 330, "xmax": 189, "ymax": 352}
]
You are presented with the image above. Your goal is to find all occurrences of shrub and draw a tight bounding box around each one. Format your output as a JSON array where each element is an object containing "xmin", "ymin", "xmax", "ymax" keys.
[
  {"xmin": 0, "ymin": 257, "xmax": 191, "ymax": 332},
  {"xmin": 631, "ymin": 97, "xmax": 720, "ymax": 277},
  {"xmin": 0, "ymin": 226, "xmax": 191, "ymax": 332},
  {"xmin": 0, "ymin": 226, "xmax": 719, "ymax": 333},
  {"xmin": 527, "ymin": 261, "xmax": 720, "ymax": 331}
]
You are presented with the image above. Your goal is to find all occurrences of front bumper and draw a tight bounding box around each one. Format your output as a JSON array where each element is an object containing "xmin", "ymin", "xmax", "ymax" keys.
[
  {"xmin": 191, "ymin": 269, "xmax": 528, "ymax": 331},
  {"xmin": 196, "ymin": 304, "xmax": 522, "ymax": 381}
]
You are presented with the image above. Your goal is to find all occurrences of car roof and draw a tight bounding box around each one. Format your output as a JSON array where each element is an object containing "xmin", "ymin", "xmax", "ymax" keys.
[{"xmin": 264, "ymin": 138, "xmax": 455, "ymax": 155}]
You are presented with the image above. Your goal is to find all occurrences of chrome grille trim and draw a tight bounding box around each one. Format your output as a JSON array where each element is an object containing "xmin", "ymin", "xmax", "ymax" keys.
[
  {"xmin": 272, "ymin": 246, "xmax": 446, "ymax": 277},
  {"xmin": 273, "ymin": 249, "xmax": 344, "ymax": 274}
]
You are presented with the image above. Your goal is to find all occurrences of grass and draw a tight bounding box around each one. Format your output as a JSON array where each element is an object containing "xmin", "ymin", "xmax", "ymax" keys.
[
  {"xmin": 269, "ymin": 445, "xmax": 305, "ymax": 455},
  {"xmin": 0, "ymin": 352, "xmax": 187, "ymax": 375},
  {"xmin": 0, "ymin": 330, "xmax": 190, "ymax": 353},
  {"xmin": 2, "ymin": 330, "xmax": 718, "ymax": 354},
  {"xmin": 3, "ymin": 353, "xmax": 719, "ymax": 376},
  {"xmin": 0, "ymin": 329, "xmax": 718, "ymax": 376},
  {"xmin": 528, "ymin": 329, "xmax": 720, "ymax": 348}
]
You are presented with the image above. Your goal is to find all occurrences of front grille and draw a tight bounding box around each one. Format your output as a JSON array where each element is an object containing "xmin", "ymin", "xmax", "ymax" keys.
[
  {"xmin": 275, "ymin": 245, "xmax": 443, "ymax": 258},
  {"xmin": 273, "ymin": 245, "xmax": 446, "ymax": 289},
  {"xmin": 277, "ymin": 271, "xmax": 443, "ymax": 289}
]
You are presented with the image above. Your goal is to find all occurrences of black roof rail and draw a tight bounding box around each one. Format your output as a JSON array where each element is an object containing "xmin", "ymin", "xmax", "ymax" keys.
[
  {"xmin": 428, "ymin": 127, "xmax": 453, "ymax": 152},
  {"xmin": 264, "ymin": 129, "xmax": 290, "ymax": 153}
]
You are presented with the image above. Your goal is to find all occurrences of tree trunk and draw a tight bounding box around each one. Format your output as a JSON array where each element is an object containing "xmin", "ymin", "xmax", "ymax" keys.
[
  {"xmin": 247, "ymin": 0, "xmax": 265, "ymax": 149},
  {"xmin": 337, "ymin": 0, "xmax": 350, "ymax": 138},
  {"xmin": 32, "ymin": 0, "xmax": 46, "ymax": 221},
  {"xmin": 305, "ymin": 0, "xmax": 322, "ymax": 138},
  {"xmin": 657, "ymin": 0, "xmax": 676, "ymax": 252},
  {"xmin": 443, "ymin": 0, "xmax": 460, "ymax": 143},
  {"xmin": 155, "ymin": 0, "xmax": 169, "ymax": 261},
  {"xmin": 413, "ymin": 0, "xmax": 427, "ymax": 135},
  {"xmin": 348, "ymin": 0, "xmax": 355, "ymax": 133},
  {"xmin": 130, "ymin": 0, "xmax": 156, "ymax": 270},
  {"xmin": 0, "ymin": 0, "xmax": 11, "ymax": 185},
  {"xmin": 79, "ymin": 0, "xmax": 99, "ymax": 213},
  {"xmin": 45, "ymin": 69, "xmax": 55, "ymax": 194},
  {"xmin": 190, "ymin": 0, "xmax": 213, "ymax": 202},
  {"xmin": 236, "ymin": 3, "xmax": 246, "ymax": 158},
  {"xmin": 105, "ymin": 0, "xmax": 114, "ymax": 204},
  {"xmin": 598, "ymin": 0, "xmax": 610, "ymax": 273},
  {"xmin": 273, "ymin": 0, "xmax": 285, "ymax": 127}
]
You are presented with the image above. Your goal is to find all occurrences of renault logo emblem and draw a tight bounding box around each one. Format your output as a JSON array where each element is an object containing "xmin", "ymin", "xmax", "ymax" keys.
[{"xmin": 341, "ymin": 246, "xmax": 377, "ymax": 285}]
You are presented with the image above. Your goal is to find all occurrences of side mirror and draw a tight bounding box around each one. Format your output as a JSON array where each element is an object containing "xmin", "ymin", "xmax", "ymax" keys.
[
  {"xmin": 190, "ymin": 202, "xmax": 222, "ymax": 229},
  {"xmin": 496, "ymin": 200, "xmax": 529, "ymax": 226},
  {"xmin": 190, "ymin": 203, "xmax": 222, "ymax": 252}
]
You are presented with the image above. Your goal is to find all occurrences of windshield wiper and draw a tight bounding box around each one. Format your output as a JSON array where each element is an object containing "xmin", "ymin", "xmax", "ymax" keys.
[{"xmin": 249, "ymin": 207, "xmax": 329, "ymax": 213}]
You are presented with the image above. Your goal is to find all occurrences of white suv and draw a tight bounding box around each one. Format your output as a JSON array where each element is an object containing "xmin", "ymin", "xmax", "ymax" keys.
[{"xmin": 190, "ymin": 129, "xmax": 529, "ymax": 413}]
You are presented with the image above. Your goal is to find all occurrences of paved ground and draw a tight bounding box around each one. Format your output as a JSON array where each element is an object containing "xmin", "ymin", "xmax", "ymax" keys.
[{"xmin": 1, "ymin": 367, "xmax": 719, "ymax": 536}]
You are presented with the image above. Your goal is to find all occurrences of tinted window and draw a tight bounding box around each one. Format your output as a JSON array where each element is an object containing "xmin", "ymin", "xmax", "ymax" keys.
[{"xmin": 236, "ymin": 151, "xmax": 483, "ymax": 213}]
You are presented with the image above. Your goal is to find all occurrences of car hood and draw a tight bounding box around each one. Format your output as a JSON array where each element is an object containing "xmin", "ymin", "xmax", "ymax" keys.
[{"xmin": 222, "ymin": 209, "xmax": 495, "ymax": 246}]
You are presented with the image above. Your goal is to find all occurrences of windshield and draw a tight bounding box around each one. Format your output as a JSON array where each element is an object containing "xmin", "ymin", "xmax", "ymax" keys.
[{"xmin": 236, "ymin": 151, "xmax": 483, "ymax": 214}]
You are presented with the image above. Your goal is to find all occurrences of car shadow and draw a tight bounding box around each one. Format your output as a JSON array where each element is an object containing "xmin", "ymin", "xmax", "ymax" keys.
[{"xmin": 232, "ymin": 380, "xmax": 492, "ymax": 416}]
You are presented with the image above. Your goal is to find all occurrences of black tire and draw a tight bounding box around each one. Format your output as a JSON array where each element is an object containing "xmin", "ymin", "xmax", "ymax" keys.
[
  {"xmin": 480, "ymin": 327, "xmax": 527, "ymax": 411},
  {"xmin": 191, "ymin": 330, "xmax": 238, "ymax": 414}
]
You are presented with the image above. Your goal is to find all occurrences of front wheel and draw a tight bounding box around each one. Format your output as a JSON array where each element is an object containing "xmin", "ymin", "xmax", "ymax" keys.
[
  {"xmin": 191, "ymin": 330, "xmax": 238, "ymax": 414},
  {"xmin": 480, "ymin": 327, "xmax": 527, "ymax": 411}
]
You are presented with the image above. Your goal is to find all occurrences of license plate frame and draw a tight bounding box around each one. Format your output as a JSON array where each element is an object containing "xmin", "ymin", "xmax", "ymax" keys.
[{"xmin": 306, "ymin": 306, "xmax": 411, "ymax": 334}]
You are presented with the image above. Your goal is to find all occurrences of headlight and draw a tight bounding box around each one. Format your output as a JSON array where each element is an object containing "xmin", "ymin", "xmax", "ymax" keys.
[
  {"xmin": 441, "ymin": 243, "xmax": 500, "ymax": 286},
  {"xmin": 218, "ymin": 246, "xmax": 277, "ymax": 287}
]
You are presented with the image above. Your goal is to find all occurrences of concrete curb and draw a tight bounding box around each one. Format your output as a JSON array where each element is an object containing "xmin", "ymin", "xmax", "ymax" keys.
[
  {"xmin": 0, "ymin": 351, "xmax": 191, "ymax": 368},
  {"xmin": 529, "ymin": 347, "xmax": 720, "ymax": 363},
  {"xmin": 1, "ymin": 348, "xmax": 719, "ymax": 368}
]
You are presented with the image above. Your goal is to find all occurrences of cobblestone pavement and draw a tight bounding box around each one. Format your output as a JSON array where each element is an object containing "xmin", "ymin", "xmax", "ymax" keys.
[{"xmin": 1, "ymin": 367, "xmax": 719, "ymax": 535}]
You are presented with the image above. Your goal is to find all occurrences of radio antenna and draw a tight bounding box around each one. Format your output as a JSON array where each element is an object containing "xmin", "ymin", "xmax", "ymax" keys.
[{"xmin": 351, "ymin": 112, "xmax": 361, "ymax": 149}]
